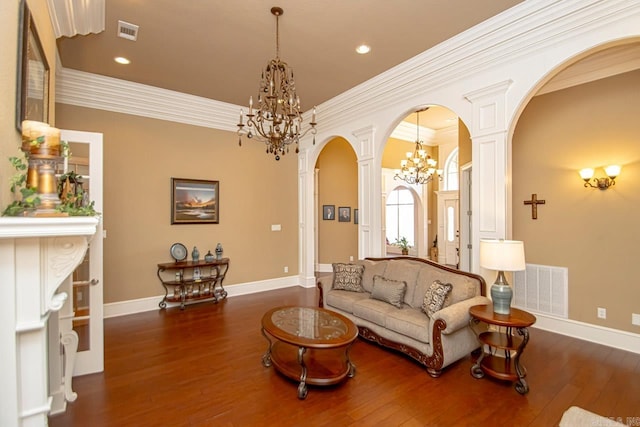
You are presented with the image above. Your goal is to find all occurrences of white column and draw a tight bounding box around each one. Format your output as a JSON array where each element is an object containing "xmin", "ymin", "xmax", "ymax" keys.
[
  {"xmin": 351, "ymin": 125, "xmax": 379, "ymax": 259},
  {"xmin": 298, "ymin": 149, "xmax": 316, "ymax": 287},
  {"xmin": 0, "ymin": 217, "xmax": 98, "ymax": 427},
  {"xmin": 464, "ymin": 80, "xmax": 513, "ymax": 273}
]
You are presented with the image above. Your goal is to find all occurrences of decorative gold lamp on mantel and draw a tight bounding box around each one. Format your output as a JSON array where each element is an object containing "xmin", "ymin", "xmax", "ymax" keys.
[{"xmin": 579, "ymin": 165, "xmax": 621, "ymax": 190}]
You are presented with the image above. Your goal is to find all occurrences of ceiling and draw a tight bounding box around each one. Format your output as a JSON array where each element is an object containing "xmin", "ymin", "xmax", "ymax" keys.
[{"xmin": 56, "ymin": 0, "xmax": 524, "ymax": 117}]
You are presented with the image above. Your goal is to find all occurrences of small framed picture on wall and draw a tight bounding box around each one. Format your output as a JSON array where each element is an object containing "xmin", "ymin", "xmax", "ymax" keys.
[
  {"xmin": 323, "ymin": 205, "xmax": 335, "ymax": 220},
  {"xmin": 338, "ymin": 207, "xmax": 351, "ymax": 222}
]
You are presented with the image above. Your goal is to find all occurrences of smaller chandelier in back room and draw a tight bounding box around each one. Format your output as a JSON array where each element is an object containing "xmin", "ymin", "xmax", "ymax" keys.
[
  {"xmin": 394, "ymin": 108, "xmax": 443, "ymax": 185},
  {"xmin": 237, "ymin": 6, "xmax": 317, "ymax": 161}
]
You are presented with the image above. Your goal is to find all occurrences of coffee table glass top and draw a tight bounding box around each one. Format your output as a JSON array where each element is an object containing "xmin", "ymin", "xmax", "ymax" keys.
[{"xmin": 270, "ymin": 307, "xmax": 351, "ymax": 341}]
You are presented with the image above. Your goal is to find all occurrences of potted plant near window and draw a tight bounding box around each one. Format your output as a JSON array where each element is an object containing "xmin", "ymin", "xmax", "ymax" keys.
[{"xmin": 395, "ymin": 237, "xmax": 411, "ymax": 255}]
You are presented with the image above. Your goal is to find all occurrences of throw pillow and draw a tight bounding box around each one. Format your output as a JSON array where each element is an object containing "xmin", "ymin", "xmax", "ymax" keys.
[
  {"xmin": 370, "ymin": 275, "xmax": 407, "ymax": 308},
  {"xmin": 422, "ymin": 280, "xmax": 453, "ymax": 317},
  {"xmin": 332, "ymin": 263, "xmax": 365, "ymax": 292}
]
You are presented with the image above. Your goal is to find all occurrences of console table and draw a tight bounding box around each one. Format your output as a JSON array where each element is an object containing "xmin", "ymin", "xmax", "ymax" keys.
[
  {"xmin": 157, "ymin": 258, "xmax": 229, "ymax": 310},
  {"xmin": 469, "ymin": 304, "xmax": 536, "ymax": 394}
]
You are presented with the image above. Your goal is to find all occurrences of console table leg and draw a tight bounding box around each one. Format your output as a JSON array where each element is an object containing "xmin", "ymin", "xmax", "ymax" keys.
[
  {"xmin": 514, "ymin": 327, "xmax": 530, "ymax": 394},
  {"xmin": 297, "ymin": 346, "xmax": 308, "ymax": 400}
]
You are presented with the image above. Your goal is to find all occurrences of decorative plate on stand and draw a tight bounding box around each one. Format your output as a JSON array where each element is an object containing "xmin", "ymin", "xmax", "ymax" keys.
[{"xmin": 170, "ymin": 242, "xmax": 187, "ymax": 262}]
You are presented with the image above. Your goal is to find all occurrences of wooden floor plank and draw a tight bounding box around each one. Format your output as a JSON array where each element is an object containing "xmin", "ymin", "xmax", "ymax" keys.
[{"xmin": 49, "ymin": 287, "xmax": 640, "ymax": 426}]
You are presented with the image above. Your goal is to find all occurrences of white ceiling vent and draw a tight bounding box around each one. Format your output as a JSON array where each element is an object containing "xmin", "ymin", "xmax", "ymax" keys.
[{"xmin": 117, "ymin": 20, "xmax": 139, "ymax": 41}]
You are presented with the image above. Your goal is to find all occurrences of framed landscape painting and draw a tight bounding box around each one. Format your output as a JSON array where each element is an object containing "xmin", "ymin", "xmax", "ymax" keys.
[{"xmin": 171, "ymin": 178, "xmax": 219, "ymax": 224}]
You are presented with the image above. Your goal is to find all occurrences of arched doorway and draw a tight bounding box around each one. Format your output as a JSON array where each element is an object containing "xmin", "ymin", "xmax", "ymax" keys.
[{"xmin": 382, "ymin": 106, "xmax": 471, "ymax": 268}]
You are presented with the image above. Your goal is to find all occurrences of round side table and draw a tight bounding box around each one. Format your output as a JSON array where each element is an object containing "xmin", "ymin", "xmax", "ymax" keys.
[{"xmin": 469, "ymin": 304, "xmax": 536, "ymax": 394}]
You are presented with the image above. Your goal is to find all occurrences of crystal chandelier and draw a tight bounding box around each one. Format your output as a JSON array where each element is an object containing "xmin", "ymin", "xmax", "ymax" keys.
[
  {"xmin": 394, "ymin": 109, "xmax": 442, "ymax": 185},
  {"xmin": 237, "ymin": 6, "xmax": 317, "ymax": 161}
]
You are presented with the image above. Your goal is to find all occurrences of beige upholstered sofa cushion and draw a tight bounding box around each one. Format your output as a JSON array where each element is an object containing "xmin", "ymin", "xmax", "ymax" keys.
[
  {"xmin": 356, "ymin": 259, "xmax": 388, "ymax": 293},
  {"xmin": 383, "ymin": 260, "xmax": 422, "ymax": 305},
  {"xmin": 411, "ymin": 268, "xmax": 478, "ymax": 309}
]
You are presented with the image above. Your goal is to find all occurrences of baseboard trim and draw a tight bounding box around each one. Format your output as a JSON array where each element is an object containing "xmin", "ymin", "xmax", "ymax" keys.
[
  {"xmin": 104, "ymin": 275, "xmax": 303, "ymax": 318},
  {"xmin": 529, "ymin": 311, "xmax": 640, "ymax": 354},
  {"xmin": 318, "ymin": 263, "xmax": 333, "ymax": 273},
  {"xmin": 104, "ymin": 281, "xmax": 640, "ymax": 354}
]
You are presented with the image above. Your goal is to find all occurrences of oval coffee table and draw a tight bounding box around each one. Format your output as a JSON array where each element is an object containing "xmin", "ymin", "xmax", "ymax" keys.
[{"xmin": 261, "ymin": 306, "xmax": 358, "ymax": 399}]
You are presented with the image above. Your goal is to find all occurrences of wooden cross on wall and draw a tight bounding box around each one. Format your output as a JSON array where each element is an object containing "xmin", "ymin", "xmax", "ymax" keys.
[{"xmin": 524, "ymin": 193, "xmax": 546, "ymax": 220}]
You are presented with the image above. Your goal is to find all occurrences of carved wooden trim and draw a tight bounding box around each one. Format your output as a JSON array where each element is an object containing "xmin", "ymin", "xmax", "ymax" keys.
[
  {"xmin": 317, "ymin": 281, "xmax": 325, "ymax": 307},
  {"xmin": 358, "ymin": 322, "xmax": 446, "ymax": 378},
  {"xmin": 61, "ymin": 331, "xmax": 79, "ymax": 402},
  {"xmin": 365, "ymin": 256, "xmax": 487, "ymax": 296}
]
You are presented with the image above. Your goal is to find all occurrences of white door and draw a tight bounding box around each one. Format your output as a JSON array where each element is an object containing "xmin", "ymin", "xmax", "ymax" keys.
[
  {"xmin": 443, "ymin": 198, "xmax": 459, "ymax": 267},
  {"xmin": 58, "ymin": 130, "xmax": 104, "ymax": 375},
  {"xmin": 436, "ymin": 190, "xmax": 459, "ymax": 267},
  {"xmin": 459, "ymin": 165, "xmax": 472, "ymax": 272}
]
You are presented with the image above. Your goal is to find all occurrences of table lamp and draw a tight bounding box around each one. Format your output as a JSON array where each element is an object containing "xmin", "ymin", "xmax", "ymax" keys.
[{"xmin": 479, "ymin": 239, "xmax": 526, "ymax": 315}]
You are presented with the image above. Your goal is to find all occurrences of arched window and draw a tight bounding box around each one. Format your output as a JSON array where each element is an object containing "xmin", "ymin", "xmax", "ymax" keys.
[
  {"xmin": 444, "ymin": 148, "xmax": 459, "ymax": 191},
  {"xmin": 386, "ymin": 187, "xmax": 415, "ymax": 247}
]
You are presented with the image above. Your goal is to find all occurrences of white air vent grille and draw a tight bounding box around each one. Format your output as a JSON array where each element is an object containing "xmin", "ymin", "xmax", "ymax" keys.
[
  {"xmin": 513, "ymin": 263, "xmax": 568, "ymax": 318},
  {"xmin": 117, "ymin": 20, "xmax": 139, "ymax": 41}
]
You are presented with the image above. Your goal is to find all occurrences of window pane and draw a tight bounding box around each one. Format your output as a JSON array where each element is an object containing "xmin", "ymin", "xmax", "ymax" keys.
[
  {"xmin": 447, "ymin": 206, "xmax": 455, "ymax": 242},
  {"xmin": 397, "ymin": 188, "xmax": 413, "ymax": 204},
  {"xmin": 398, "ymin": 205, "xmax": 414, "ymax": 246},
  {"xmin": 386, "ymin": 205, "xmax": 398, "ymax": 243}
]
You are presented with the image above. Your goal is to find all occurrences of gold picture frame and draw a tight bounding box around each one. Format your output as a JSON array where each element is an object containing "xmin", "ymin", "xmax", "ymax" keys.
[
  {"xmin": 16, "ymin": 0, "xmax": 50, "ymax": 130},
  {"xmin": 171, "ymin": 178, "xmax": 219, "ymax": 224}
]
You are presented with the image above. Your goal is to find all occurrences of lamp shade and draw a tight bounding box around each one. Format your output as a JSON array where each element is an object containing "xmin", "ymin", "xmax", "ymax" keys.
[{"xmin": 479, "ymin": 239, "xmax": 526, "ymax": 272}]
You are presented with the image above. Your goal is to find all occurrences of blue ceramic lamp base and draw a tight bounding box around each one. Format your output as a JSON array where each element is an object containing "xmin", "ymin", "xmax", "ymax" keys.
[{"xmin": 490, "ymin": 271, "xmax": 513, "ymax": 315}]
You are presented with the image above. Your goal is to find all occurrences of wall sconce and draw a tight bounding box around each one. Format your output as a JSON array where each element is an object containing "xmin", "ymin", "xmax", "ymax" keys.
[{"xmin": 579, "ymin": 165, "xmax": 621, "ymax": 190}]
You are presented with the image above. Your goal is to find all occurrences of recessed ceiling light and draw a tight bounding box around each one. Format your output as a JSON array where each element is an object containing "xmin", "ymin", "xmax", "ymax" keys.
[
  {"xmin": 114, "ymin": 56, "xmax": 130, "ymax": 65},
  {"xmin": 356, "ymin": 44, "xmax": 371, "ymax": 54}
]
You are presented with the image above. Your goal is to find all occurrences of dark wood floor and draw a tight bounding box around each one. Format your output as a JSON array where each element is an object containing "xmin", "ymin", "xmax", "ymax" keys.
[{"xmin": 49, "ymin": 287, "xmax": 640, "ymax": 427}]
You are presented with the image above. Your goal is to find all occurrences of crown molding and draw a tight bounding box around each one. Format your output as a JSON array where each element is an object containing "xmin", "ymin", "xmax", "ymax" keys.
[
  {"xmin": 537, "ymin": 43, "xmax": 640, "ymax": 95},
  {"xmin": 390, "ymin": 122, "xmax": 436, "ymax": 145},
  {"xmin": 56, "ymin": 67, "xmax": 241, "ymax": 131},
  {"xmin": 56, "ymin": 1, "xmax": 640, "ymax": 137}
]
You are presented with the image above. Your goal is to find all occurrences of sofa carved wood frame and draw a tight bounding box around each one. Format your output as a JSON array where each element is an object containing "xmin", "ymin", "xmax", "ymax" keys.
[{"xmin": 317, "ymin": 256, "xmax": 487, "ymax": 378}]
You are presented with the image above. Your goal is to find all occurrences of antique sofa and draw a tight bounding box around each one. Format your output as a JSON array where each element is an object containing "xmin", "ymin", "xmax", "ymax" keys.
[{"xmin": 317, "ymin": 256, "xmax": 490, "ymax": 377}]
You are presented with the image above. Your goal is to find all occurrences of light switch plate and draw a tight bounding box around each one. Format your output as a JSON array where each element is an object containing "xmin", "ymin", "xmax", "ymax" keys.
[{"xmin": 632, "ymin": 313, "xmax": 640, "ymax": 326}]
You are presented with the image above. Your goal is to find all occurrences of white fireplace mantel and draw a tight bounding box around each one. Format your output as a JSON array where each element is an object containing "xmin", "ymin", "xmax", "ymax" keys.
[{"xmin": 0, "ymin": 217, "xmax": 99, "ymax": 427}]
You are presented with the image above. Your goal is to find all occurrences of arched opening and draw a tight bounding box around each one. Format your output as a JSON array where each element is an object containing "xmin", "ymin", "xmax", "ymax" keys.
[
  {"xmin": 382, "ymin": 107, "xmax": 471, "ymax": 267},
  {"xmin": 510, "ymin": 41, "xmax": 640, "ymax": 332},
  {"xmin": 314, "ymin": 137, "xmax": 358, "ymax": 272}
]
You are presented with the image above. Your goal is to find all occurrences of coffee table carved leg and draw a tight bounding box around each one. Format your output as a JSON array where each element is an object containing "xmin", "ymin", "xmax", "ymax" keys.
[
  {"xmin": 261, "ymin": 328, "xmax": 272, "ymax": 367},
  {"xmin": 514, "ymin": 327, "xmax": 530, "ymax": 395},
  {"xmin": 297, "ymin": 346, "xmax": 308, "ymax": 399},
  {"xmin": 346, "ymin": 342, "xmax": 356, "ymax": 378}
]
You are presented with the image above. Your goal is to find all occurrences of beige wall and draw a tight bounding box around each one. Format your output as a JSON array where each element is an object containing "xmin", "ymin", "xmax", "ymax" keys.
[
  {"xmin": 56, "ymin": 104, "xmax": 299, "ymax": 303},
  {"xmin": 513, "ymin": 69, "xmax": 640, "ymax": 333},
  {"xmin": 458, "ymin": 119, "xmax": 471, "ymax": 167},
  {"xmin": 316, "ymin": 137, "xmax": 358, "ymax": 264},
  {"xmin": 1, "ymin": 0, "xmax": 56, "ymax": 208}
]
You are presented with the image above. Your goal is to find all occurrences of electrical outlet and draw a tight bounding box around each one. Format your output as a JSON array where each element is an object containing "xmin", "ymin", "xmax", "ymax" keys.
[
  {"xmin": 632, "ymin": 313, "xmax": 640, "ymax": 326},
  {"xmin": 349, "ymin": 256, "xmax": 354, "ymax": 261},
  {"xmin": 284, "ymin": 266, "xmax": 288, "ymax": 273},
  {"xmin": 597, "ymin": 307, "xmax": 606, "ymax": 319}
]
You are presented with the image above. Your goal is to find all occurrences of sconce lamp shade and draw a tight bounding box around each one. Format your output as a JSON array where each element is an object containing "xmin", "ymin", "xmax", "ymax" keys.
[
  {"xmin": 479, "ymin": 239, "xmax": 526, "ymax": 272},
  {"xmin": 604, "ymin": 165, "xmax": 621, "ymax": 178},
  {"xmin": 579, "ymin": 168, "xmax": 594, "ymax": 180}
]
